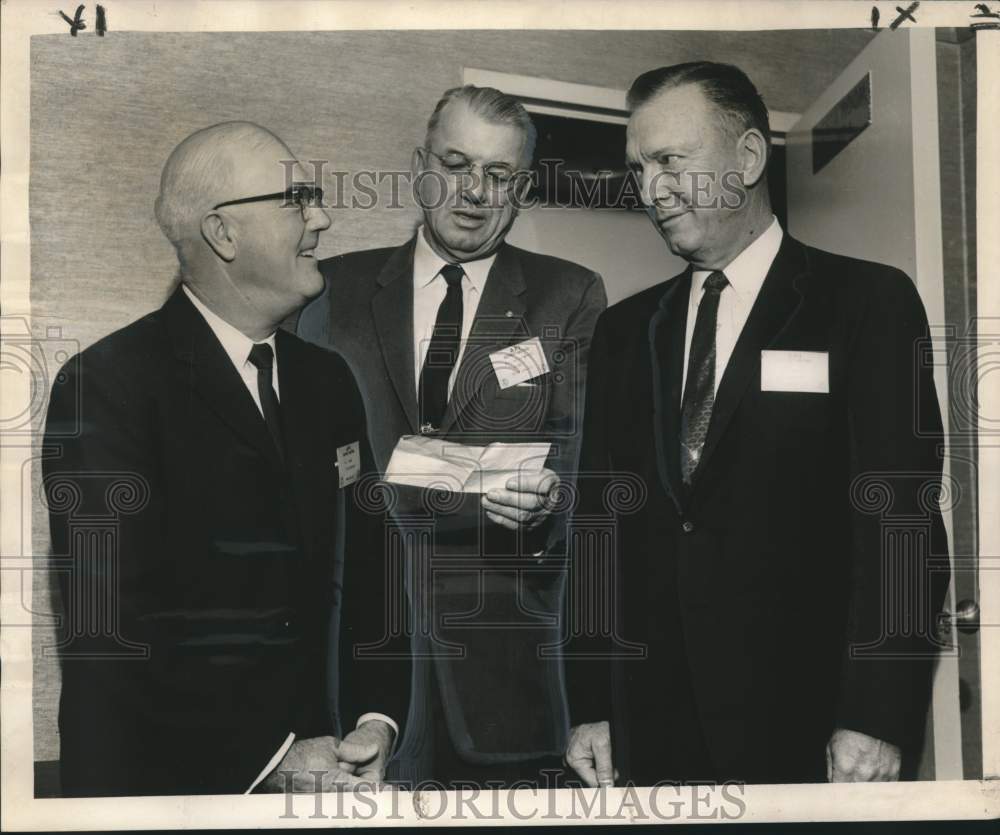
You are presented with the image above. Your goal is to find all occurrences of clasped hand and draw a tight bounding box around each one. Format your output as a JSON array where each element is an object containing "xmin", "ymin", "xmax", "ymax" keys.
[
  {"xmin": 826, "ymin": 727, "xmax": 901, "ymax": 782},
  {"xmin": 260, "ymin": 720, "xmax": 395, "ymax": 792}
]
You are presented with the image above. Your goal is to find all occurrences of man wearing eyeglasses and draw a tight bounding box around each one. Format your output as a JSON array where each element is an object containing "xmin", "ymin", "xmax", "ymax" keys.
[
  {"xmin": 299, "ymin": 85, "xmax": 606, "ymax": 787},
  {"xmin": 43, "ymin": 121, "xmax": 409, "ymax": 796}
]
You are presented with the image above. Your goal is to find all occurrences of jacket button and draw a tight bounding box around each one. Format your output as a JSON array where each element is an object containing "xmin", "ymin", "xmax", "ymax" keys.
[{"xmin": 681, "ymin": 521, "xmax": 695, "ymax": 534}]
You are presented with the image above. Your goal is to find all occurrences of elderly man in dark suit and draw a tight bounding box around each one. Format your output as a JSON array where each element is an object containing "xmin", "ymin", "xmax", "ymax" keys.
[
  {"xmin": 298, "ymin": 85, "xmax": 606, "ymax": 786},
  {"xmin": 564, "ymin": 62, "xmax": 950, "ymax": 786},
  {"xmin": 43, "ymin": 121, "xmax": 408, "ymax": 797}
]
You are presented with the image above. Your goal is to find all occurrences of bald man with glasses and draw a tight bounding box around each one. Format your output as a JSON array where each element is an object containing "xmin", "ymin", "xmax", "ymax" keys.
[{"xmin": 43, "ymin": 121, "xmax": 409, "ymax": 796}]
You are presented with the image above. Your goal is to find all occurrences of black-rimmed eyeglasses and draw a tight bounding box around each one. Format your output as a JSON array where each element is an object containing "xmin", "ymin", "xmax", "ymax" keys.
[{"xmin": 212, "ymin": 183, "xmax": 324, "ymax": 216}]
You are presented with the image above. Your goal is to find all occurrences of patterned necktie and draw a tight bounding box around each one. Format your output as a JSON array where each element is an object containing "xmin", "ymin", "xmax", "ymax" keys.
[
  {"xmin": 418, "ymin": 264, "xmax": 465, "ymax": 431},
  {"xmin": 247, "ymin": 342, "xmax": 285, "ymax": 462},
  {"xmin": 680, "ymin": 270, "xmax": 729, "ymax": 484}
]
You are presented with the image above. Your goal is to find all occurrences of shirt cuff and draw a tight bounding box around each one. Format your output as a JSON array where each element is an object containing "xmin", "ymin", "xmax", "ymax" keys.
[
  {"xmin": 245, "ymin": 731, "xmax": 296, "ymax": 794},
  {"xmin": 356, "ymin": 712, "xmax": 399, "ymax": 738}
]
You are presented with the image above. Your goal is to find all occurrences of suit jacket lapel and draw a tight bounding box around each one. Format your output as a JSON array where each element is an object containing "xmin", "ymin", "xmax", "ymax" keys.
[
  {"xmin": 692, "ymin": 235, "xmax": 809, "ymax": 487},
  {"xmin": 164, "ymin": 288, "xmax": 284, "ymax": 473},
  {"xmin": 440, "ymin": 244, "xmax": 528, "ymax": 433},
  {"xmin": 371, "ymin": 239, "xmax": 419, "ymax": 433},
  {"xmin": 648, "ymin": 269, "xmax": 690, "ymax": 514}
]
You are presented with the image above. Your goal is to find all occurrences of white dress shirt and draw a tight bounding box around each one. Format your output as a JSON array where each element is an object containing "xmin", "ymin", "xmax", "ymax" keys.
[
  {"xmin": 181, "ymin": 285, "xmax": 397, "ymax": 792},
  {"xmin": 681, "ymin": 216, "xmax": 784, "ymax": 399},
  {"xmin": 412, "ymin": 225, "xmax": 495, "ymax": 398},
  {"xmin": 182, "ymin": 285, "xmax": 280, "ymax": 412}
]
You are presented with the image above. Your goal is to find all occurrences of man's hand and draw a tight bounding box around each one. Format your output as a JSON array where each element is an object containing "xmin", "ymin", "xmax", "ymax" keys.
[
  {"xmin": 481, "ymin": 469, "xmax": 559, "ymax": 531},
  {"xmin": 259, "ymin": 736, "xmax": 363, "ymax": 792},
  {"xmin": 565, "ymin": 721, "xmax": 617, "ymax": 787},
  {"xmin": 334, "ymin": 719, "xmax": 396, "ymax": 783},
  {"xmin": 826, "ymin": 727, "xmax": 901, "ymax": 782}
]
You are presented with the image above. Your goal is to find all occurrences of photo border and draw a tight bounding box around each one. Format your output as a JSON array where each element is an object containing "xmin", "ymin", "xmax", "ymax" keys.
[{"xmin": 2, "ymin": 0, "xmax": 998, "ymax": 828}]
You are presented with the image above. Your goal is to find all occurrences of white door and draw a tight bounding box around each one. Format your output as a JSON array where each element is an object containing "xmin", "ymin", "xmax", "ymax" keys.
[
  {"xmin": 507, "ymin": 206, "xmax": 687, "ymax": 305},
  {"xmin": 786, "ymin": 27, "xmax": 975, "ymax": 780}
]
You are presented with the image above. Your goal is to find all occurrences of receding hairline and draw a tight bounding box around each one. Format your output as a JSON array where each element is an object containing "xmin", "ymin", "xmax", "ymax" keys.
[
  {"xmin": 627, "ymin": 63, "xmax": 772, "ymax": 156},
  {"xmin": 428, "ymin": 97, "xmax": 526, "ymax": 135},
  {"xmin": 631, "ymin": 80, "xmax": 740, "ymax": 138},
  {"xmin": 425, "ymin": 90, "xmax": 536, "ymax": 167}
]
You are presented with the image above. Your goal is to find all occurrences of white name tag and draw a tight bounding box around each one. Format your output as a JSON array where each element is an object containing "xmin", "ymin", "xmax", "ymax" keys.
[
  {"xmin": 336, "ymin": 441, "xmax": 361, "ymax": 488},
  {"xmin": 761, "ymin": 350, "xmax": 829, "ymax": 393},
  {"xmin": 489, "ymin": 337, "xmax": 550, "ymax": 390}
]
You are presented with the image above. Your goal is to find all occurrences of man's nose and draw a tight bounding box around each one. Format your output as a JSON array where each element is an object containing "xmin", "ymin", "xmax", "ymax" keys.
[
  {"xmin": 305, "ymin": 204, "xmax": 332, "ymax": 231},
  {"xmin": 459, "ymin": 169, "xmax": 487, "ymax": 204},
  {"xmin": 642, "ymin": 168, "xmax": 682, "ymax": 207}
]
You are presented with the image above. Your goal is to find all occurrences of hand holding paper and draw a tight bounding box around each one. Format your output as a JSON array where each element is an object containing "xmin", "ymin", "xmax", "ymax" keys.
[
  {"xmin": 384, "ymin": 435, "xmax": 551, "ymax": 494},
  {"xmin": 481, "ymin": 468, "xmax": 560, "ymax": 531}
]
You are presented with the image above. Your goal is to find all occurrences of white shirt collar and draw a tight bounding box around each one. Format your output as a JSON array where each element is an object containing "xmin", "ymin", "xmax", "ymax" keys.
[
  {"xmin": 182, "ymin": 284, "xmax": 277, "ymax": 368},
  {"xmin": 413, "ymin": 225, "xmax": 495, "ymax": 292},
  {"xmin": 692, "ymin": 216, "xmax": 783, "ymax": 302}
]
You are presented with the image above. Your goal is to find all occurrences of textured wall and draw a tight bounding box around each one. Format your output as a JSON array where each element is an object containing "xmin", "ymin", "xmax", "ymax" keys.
[
  {"xmin": 29, "ymin": 29, "xmax": 876, "ymax": 345},
  {"xmin": 30, "ymin": 28, "xmax": 874, "ymax": 766}
]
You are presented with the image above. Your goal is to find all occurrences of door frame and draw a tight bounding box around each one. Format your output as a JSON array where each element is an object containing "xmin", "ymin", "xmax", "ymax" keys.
[{"xmin": 976, "ymin": 31, "xmax": 1000, "ymax": 782}]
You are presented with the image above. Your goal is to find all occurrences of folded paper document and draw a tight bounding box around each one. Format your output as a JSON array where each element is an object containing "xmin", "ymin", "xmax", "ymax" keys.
[{"xmin": 384, "ymin": 435, "xmax": 551, "ymax": 494}]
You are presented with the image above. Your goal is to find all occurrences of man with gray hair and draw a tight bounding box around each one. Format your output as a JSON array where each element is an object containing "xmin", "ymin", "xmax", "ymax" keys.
[
  {"xmin": 44, "ymin": 121, "xmax": 409, "ymax": 796},
  {"xmin": 299, "ymin": 85, "xmax": 606, "ymax": 786}
]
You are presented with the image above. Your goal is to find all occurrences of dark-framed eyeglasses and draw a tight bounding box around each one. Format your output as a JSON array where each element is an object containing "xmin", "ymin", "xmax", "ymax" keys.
[
  {"xmin": 421, "ymin": 148, "xmax": 526, "ymax": 193},
  {"xmin": 212, "ymin": 183, "xmax": 324, "ymax": 217}
]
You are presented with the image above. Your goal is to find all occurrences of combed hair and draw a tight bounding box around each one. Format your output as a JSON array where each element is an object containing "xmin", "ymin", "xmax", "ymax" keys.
[
  {"xmin": 154, "ymin": 121, "xmax": 280, "ymax": 266},
  {"xmin": 627, "ymin": 62, "xmax": 771, "ymax": 156},
  {"xmin": 425, "ymin": 85, "xmax": 537, "ymax": 167}
]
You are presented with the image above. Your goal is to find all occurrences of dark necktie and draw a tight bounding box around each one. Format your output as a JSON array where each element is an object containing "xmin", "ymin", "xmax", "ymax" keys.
[
  {"xmin": 248, "ymin": 342, "xmax": 285, "ymax": 462},
  {"xmin": 680, "ymin": 270, "xmax": 729, "ymax": 484},
  {"xmin": 418, "ymin": 264, "xmax": 465, "ymax": 431}
]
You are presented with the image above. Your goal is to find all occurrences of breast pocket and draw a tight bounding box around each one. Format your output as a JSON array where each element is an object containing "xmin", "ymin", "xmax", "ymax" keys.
[
  {"xmin": 757, "ymin": 344, "xmax": 842, "ymax": 436},
  {"xmin": 487, "ymin": 376, "xmax": 551, "ymax": 432},
  {"xmin": 758, "ymin": 390, "xmax": 837, "ymax": 460}
]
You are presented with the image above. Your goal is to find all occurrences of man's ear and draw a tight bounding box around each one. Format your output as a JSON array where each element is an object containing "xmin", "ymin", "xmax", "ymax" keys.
[
  {"xmin": 411, "ymin": 146, "xmax": 428, "ymax": 178},
  {"xmin": 738, "ymin": 128, "xmax": 769, "ymax": 188},
  {"xmin": 412, "ymin": 147, "xmax": 442, "ymax": 210},
  {"xmin": 201, "ymin": 211, "xmax": 237, "ymax": 262}
]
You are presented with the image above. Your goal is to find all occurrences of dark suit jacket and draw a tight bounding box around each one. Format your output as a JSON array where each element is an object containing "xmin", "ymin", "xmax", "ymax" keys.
[
  {"xmin": 43, "ymin": 287, "xmax": 408, "ymax": 797},
  {"xmin": 567, "ymin": 235, "xmax": 950, "ymax": 784},
  {"xmin": 298, "ymin": 237, "xmax": 606, "ymax": 778}
]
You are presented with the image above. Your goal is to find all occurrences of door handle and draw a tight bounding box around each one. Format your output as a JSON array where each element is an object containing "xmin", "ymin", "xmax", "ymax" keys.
[{"xmin": 938, "ymin": 599, "xmax": 980, "ymax": 636}]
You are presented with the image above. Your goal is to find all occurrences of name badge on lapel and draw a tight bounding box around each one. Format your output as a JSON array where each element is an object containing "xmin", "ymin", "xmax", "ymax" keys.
[
  {"xmin": 489, "ymin": 337, "xmax": 550, "ymax": 390},
  {"xmin": 761, "ymin": 350, "xmax": 829, "ymax": 393},
  {"xmin": 336, "ymin": 441, "xmax": 360, "ymax": 488}
]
